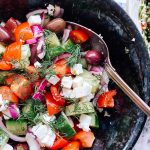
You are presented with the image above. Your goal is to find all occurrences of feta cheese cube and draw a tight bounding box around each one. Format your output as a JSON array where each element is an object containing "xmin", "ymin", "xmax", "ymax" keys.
[
  {"xmin": 80, "ymin": 93, "xmax": 94, "ymax": 102},
  {"xmin": 62, "ymin": 88, "xmax": 72, "ymax": 98},
  {"xmin": 28, "ymin": 15, "xmax": 42, "ymax": 26},
  {"xmin": 73, "ymin": 82, "xmax": 92, "ymax": 98},
  {"xmin": 71, "ymin": 64, "xmax": 83, "ymax": 75},
  {"xmin": 72, "ymin": 76, "xmax": 83, "ymax": 88},
  {"xmin": 34, "ymin": 61, "xmax": 42, "ymax": 68},
  {"xmin": 47, "ymin": 4, "xmax": 55, "ymax": 16},
  {"xmin": 1, "ymin": 144, "xmax": 13, "ymax": 150},
  {"xmin": 77, "ymin": 114, "xmax": 92, "ymax": 132},
  {"xmin": 61, "ymin": 76, "xmax": 73, "ymax": 89},
  {"xmin": 41, "ymin": 128, "xmax": 56, "ymax": 147},
  {"xmin": 21, "ymin": 44, "xmax": 31, "ymax": 59},
  {"xmin": 46, "ymin": 75, "xmax": 60, "ymax": 85},
  {"xmin": 42, "ymin": 113, "xmax": 56, "ymax": 124},
  {"xmin": 32, "ymin": 124, "xmax": 48, "ymax": 140}
]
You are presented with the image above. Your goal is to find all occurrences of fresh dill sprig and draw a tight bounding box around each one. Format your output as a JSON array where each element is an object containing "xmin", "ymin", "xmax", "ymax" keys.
[{"xmin": 66, "ymin": 44, "xmax": 81, "ymax": 67}]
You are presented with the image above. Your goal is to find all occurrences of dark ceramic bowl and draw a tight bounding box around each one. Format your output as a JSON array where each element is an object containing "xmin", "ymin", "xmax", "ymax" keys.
[{"xmin": 0, "ymin": 0, "xmax": 149, "ymax": 149}]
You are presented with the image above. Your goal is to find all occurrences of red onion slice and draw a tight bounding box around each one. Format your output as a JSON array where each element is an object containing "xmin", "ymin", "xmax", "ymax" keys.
[
  {"xmin": 38, "ymin": 79, "xmax": 48, "ymax": 91},
  {"xmin": 54, "ymin": 5, "xmax": 61, "ymax": 17},
  {"xmin": 32, "ymin": 92, "xmax": 44, "ymax": 101},
  {"xmin": 30, "ymin": 44, "xmax": 38, "ymax": 65},
  {"xmin": 57, "ymin": 8, "xmax": 64, "ymax": 18},
  {"xmin": 0, "ymin": 26, "xmax": 11, "ymax": 42},
  {"xmin": 90, "ymin": 66, "xmax": 104, "ymax": 75},
  {"xmin": 8, "ymin": 103, "xmax": 20, "ymax": 119},
  {"xmin": 26, "ymin": 9, "xmax": 48, "ymax": 19},
  {"xmin": 62, "ymin": 29, "xmax": 71, "ymax": 44},
  {"xmin": 0, "ymin": 117, "xmax": 26, "ymax": 142},
  {"xmin": 31, "ymin": 25, "xmax": 43, "ymax": 38},
  {"xmin": 26, "ymin": 133, "xmax": 40, "ymax": 150},
  {"xmin": 26, "ymin": 38, "xmax": 38, "ymax": 44}
]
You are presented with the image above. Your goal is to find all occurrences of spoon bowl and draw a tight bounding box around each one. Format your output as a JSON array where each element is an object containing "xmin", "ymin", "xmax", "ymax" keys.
[{"xmin": 67, "ymin": 21, "xmax": 150, "ymax": 116}]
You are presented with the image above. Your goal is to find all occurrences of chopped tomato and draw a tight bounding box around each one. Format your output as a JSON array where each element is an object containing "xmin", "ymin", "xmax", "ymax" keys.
[
  {"xmin": 5, "ymin": 17, "xmax": 20, "ymax": 33},
  {"xmin": 0, "ymin": 86, "xmax": 18, "ymax": 103},
  {"xmin": 73, "ymin": 131, "xmax": 95, "ymax": 148},
  {"xmin": 3, "ymin": 42, "xmax": 22, "ymax": 62},
  {"xmin": 62, "ymin": 141, "xmax": 80, "ymax": 150},
  {"xmin": 50, "ymin": 85, "xmax": 65, "ymax": 106},
  {"xmin": 45, "ymin": 92, "xmax": 61, "ymax": 116},
  {"xmin": 0, "ymin": 60, "xmax": 12, "ymax": 70},
  {"xmin": 5, "ymin": 74, "xmax": 33, "ymax": 101},
  {"xmin": 53, "ymin": 59, "xmax": 71, "ymax": 77},
  {"xmin": 70, "ymin": 30, "xmax": 89, "ymax": 44},
  {"xmin": 51, "ymin": 137, "xmax": 69, "ymax": 150},
  {"xmin": 25, "ymin": 66, "xmax": 40, "ymax": 82},
  {"xmin": 97, "ymin": 90, "xmax": 117, "ymax": 108},
  {"xmin": 14, "ymin": 22, "xmax": 33, "ymax": 42}
]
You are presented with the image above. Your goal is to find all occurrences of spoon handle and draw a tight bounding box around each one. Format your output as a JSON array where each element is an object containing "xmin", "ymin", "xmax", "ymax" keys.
[{"xmin": 105, "ymin": 63, "xmax": 150, "ymax": 116}]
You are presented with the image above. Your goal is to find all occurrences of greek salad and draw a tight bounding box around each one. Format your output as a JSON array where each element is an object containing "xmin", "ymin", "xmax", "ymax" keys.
[{"xmin": 0, "ymin": 4, "xmax": 117, "ymax": 150}]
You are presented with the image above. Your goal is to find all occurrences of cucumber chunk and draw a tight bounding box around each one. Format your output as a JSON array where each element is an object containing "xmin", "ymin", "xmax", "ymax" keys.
[
  {"xmin": 55, "ymin": 112, "xmax": 76, "ymax": 139},
  {"xmin": 89, "ymin": 113, "xmax": 99, "ymax": 128},
  {"xmin": 65, "ymin": 102, "xmax": 95, "ymax": 116},
  {"xmin": 0, "ymin": 128, "xmax": 9, "ymax": 147},
  {"xmin": 62, "ymin": 39, "xmax": 74, "ymax": 50},
  {"xmin": 6, "ymin": 120, "xmax": 27, "ymax": 135}
]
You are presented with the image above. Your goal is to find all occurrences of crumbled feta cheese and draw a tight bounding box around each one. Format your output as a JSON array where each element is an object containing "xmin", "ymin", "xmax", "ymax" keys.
[
  {"xmin": 47, "ymin": 4, "xmax": 55, "ymax": 16},
  {"xmin": 32, "ymin": 123, "xmax": 56, "ymax": 147},
  {"xmin": 21, "ymin": 44, "xmax": 31, "ymax": 59},
  {"xmin": 61, "ymin": 88, "xmax": 72, "ymax": 98},
  {"xmin": 71, "ymin": 64, "xmax": 83, "ymax": 75},
  {"xmin": 42, "ymin": 114, "xmax": 56, "ymax": 124},
  {"xmin": 46, "ymin": 75, "xmax": 60, "ymax": 85},
  {"xmin": 32, "ymin": 124, "xmax": 48, "ymax": 140},
  {"xmin": 1, "ymin": 144, "xmax": 13, "ymax": 150},
  {"xmin": 72, "ymin": 76, "xmax": 83, "ymax": 88},
  {"xmin": 28, "ymin": 15, "xmax": 42, "ymax": 26},
  {"xmin": 73, "ymin": 82, "xmax": 92, "ymax": 98},
  {"xmin": 61, "ymin": 76, "xmax": 73, "ymax": 89},
  {"xmin": 41, "ymin": 128, "xmax": 56, "ymax": 147},
  {"xmin": 80, "ymin": 93, "xmax": 94, "ymax": 102},
  {"xmin": 77, "ymin": 114, "xmax": 92, "ymax": 132},
  {"xmin": 34, "ymin": 61, "xmax": 42, "ymax": 68}
]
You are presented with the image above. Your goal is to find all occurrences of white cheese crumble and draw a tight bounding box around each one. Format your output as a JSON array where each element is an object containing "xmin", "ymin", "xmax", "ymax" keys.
[
  {"xmin": 72, "ymin": 76, "xmax": 83, "ymax": 88},
  {"xmin": 71, "ymin": 64, "xmax": 83, "ymax": 75},
  {"xmin": 28, "ymin": 15, "xmax": 42, "ymax": 26},
  {"xmin": 1, "ymin": 144, "xmax": 13, "ymax": 150},
  {"xmin": 61, "ymin": 76, "xmax": 73, "ymax": 89},
  {"xmin": 47, "ymin": 4, "xmax": 55, "ymax": 16},
  {"xmin": 77, "ymin": 114, "xmax": 92, "ymax": 132},
  {"xmin": 46, "ymin": 75, "xmax": 60, "ymax": 85},
  {"xmin": 34, "ymin": 61, "xmax": 42, "ymax": 68}
]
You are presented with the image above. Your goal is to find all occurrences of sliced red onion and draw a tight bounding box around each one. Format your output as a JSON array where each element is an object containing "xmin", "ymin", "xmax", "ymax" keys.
[
  {"xmin": 90, "ymin": 66, "xmax": 104, "ymax": 75},
  {"xmin": 40, "ymin": 12, "xmax": 45, "ymax": 27},
  {"xmin": 0, "ymin": 117, "xmax": 26, "ymax": 142},
  {"xmin": 57, "ymin": 8, "xmax": 64, "ymax": 18},
  {"xmin": 54, "ymin": 5, "xmax": 61, "ymax": 17},
  {"xmin": 0, "ymin": 26, "xmax": 11, "ymax": 42},
  {"xmin": 8, "ymin": 103, "xmax": 20, "ymax": 119},
  {"xmin": 38, "ymin": 79, "xmax": 48, "ymax": 91},
  {"xmin": 26, "ymin": 9, "xmax": 48, "ymax": 19},
  {"xmin": 31, "ymin": 25, "xmax": 43, "ymax": 38},
  {"xmin": 38, "ymin": 50, "xmax": 46, "ymax": 59},
  {"xmin": 32, "ymin": 92, "xmax": 44, "ymax": 101},
  {"xmin": 37, "ymin": 36, "xmax": 44, "ymax": 53},
  {"xmin": 54, "ymin": 53, "xmax": 71, "ymax": 63},
  {"xmin": 62, "ymin": 29, "xmax": 71, "ymax": 44},
  {"xmin": 85, "ymin": 50, "xmax": 102, "ymax": 65},
  {"xmin": 26, "ymin": 133, "xmax": 40, "ymax": 150},
  {"xmin": 26, "ymin": 37, "xmax": 38, "ymax": 44},
  {"xmin": 101, "ymin": 70, "xmax": 109, "ymax": 85},
  {"xmin": 30, "ymin": 44, "xmax": 38, "ymax": 65}
]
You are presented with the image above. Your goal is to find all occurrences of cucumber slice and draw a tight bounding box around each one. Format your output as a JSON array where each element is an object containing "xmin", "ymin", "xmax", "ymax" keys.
[
  {"xmin": 62, "ymin": 39, "xmax": 74, "ymax": 50},
  {"xmin": 89, "ymin": 113, "xmax": 99, "ymax": 128},
  {"xmin": 22, "ymin": 100, "xmax": 36, "ymax": 119},
  {"xmin": 6, "ymin": 120, "xmax": 27, "ymax": 135},
  {"xmin": 55, "ymin": 112, "xmax": 76, "ymax": 139},
  {"xmin": 65, "ymin": 102, "xmax": 95, "ymax": 116},
  {"xmin": 0, "ymin": 128, "xmax": 9, "ymax": 147}
]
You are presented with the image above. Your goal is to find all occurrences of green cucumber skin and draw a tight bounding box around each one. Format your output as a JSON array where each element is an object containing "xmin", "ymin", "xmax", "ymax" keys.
[
  {"xmin": 65, "ymin": 102, "xmax": 95, "ymax": 116},
  {"xmin": 6, "ymin": 120, "xmax": 27, "ymax": 135},
  {"xmin": 62, "ymin": 39, "xmax": 74, "ymax": 50},
  {"xmin": 55, "ymin": 113, "xmax": 76, "ymax": 139},
  {"xmin": 0, "ymin": 128, "xmax": 9, "ymax": 147},
  {"xmin": 89, "ymin": 113, "xmax": 99, "ymax": 128}
]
